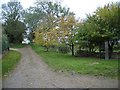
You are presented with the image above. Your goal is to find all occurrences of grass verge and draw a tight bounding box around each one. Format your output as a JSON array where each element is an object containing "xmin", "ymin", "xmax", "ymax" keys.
[
  {"xmin": 0, "ymin": 60, "xmax": 1, "ymax": 77},
  {"xmin": 10, "ymin": 43, "xmax": 25, "ymax": 48},
  {"xmin": 32, "ymin": 45, "xmax": 119, "ymax": 79},
  {"xmin": 1, "ymin": 50, "xmax": 21, "ymax": 76}
]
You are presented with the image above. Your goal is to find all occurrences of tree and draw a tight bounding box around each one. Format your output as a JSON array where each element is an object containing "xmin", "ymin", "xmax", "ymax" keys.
[
  {"xmin": 81, "ymin": 14, "xmax": 109, "ymax": 52},
  {"xmin": 58, "ymin": 15, "xmax": 79, "ymax": 56},
  {"xmin": 77, "ymin": 2, "xmax": 120, "ymax": 59},
  {"xmin": 0, "ymin": 24, "xmax": 9, "ymax": 53},
  {"xmin": 24, "ymin": 6, "xmax": 46, "ymax": 42},
  {"xmin": 34, "ymin": 28, "xmax": 58, "ymax": 51},
  {"xmin": 95, "ymin": 2, "xmax": 120, "ymax": 58},
  {"xmin": 33, "ymin": 1, "xmax": 74, "ymax": 51},
  {"xmin": 4, "ymin": 20, "xmax": 26, "ymax": 43},
  {"xmin": 2, "ymin": 0, "xmax": 24, "ymax": 21},
  {"xmin": 2, "ymin": 0, "xmax": 26, "ymax": 43},
  {"xmin": 24, "ymin": 1, "xmax": 74, "ymax": 42}
]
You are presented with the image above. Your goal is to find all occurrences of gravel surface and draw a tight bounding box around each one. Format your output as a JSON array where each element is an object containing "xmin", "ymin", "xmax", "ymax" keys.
[{"xmin": 2, "ymin": 46, "xmax": 118, "ymax": 88}]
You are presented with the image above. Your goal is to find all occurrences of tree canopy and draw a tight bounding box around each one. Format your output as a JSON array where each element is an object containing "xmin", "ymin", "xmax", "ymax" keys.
[
  {"xmin": 32, "ymin": 1, "xmax": 119, "ymax": 57},
  {"xmin": 1, "ymin": 0, "xmax": 119, "ymax": 58},
  {"xmin": 2, "ymin": 0, "xmax": 26, "ymax": 43}
]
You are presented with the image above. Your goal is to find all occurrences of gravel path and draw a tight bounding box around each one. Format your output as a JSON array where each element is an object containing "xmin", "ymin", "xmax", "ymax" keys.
[{"xmin": 2, "ymin": 46, "xmax": 118, "ymax": 88}]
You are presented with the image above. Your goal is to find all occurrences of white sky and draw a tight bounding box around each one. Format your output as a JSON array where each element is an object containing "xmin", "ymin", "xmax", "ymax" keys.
[
  {"xmin": 0, "ymin": 0, "xmax": 119, "ymax": 19},
  {"xmin": 62, "ymin": 0, "xmax": 119, "ymax": 19}
]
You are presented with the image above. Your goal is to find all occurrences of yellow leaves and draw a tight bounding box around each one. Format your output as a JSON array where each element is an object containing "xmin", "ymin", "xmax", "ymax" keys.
[
  {"xmin": 67, "ymin": 15, "xmax": 76, "ymax": 25},
  {"xmin": 34, "ymin": 31, "xmax": 44, "ymax": 45},
  {"xmin": 34, "ymin": 27, "xmax": 58, "ymax": 46},
  {"xmin": 34, "ymin": 14, "xmax": 80, "ymax": 47},
  {"xmin": 59, "ymin": 15, "xmax": 77, "ymax": 29},
  {"xmin": 58, "ymin": 15, "xmax": 78, "ymax": 40}
]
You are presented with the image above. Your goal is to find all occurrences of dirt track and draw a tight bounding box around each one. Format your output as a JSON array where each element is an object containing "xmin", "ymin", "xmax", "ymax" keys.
[{"xmin": 2, "ymin": 46, "xmax": 118, "ymax": 88}]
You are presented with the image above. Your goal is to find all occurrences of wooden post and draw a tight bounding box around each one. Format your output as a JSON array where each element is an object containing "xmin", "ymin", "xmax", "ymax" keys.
[{"xmin": 105, "ymin": 41, "xmax": 109, "ymax": 60}]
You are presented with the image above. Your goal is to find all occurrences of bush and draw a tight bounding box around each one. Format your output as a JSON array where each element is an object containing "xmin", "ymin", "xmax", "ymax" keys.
[
  {"xmin": 75, "ymin": 50, "xmax": 97, "ymax": 57},
  {"xmin": 2, "ymin": 34, "xmax": 9, "ymax": 52},
  {"xmin": 58, "ymin": 46, "xmax": 69, "ymax": 53},
  {"xmin": 114, "ymin": 43, "xmax": 120, "ymax": 52}
]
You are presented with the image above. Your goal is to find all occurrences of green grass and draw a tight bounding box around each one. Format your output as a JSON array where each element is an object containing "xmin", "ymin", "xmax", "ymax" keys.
[
  {"xmin": 0, "ymin": 60, "xmax": 2, "ymax": 77},
  {"xmin": 10, "ymin": 43, "xmax": 25, "ymax": 48},
  {"xmin": 32, "ymin": 45, "xmax": 119, "ymax": 79},
  {"xmin": 2, "ymin": 50, "xmax": 21, "ymax": 76}
]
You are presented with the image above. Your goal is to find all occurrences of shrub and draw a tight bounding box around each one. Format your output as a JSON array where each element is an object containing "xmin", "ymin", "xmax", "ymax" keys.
[
  {"xmin": 58, "ymin": 46, "xmax": 69, "ymax": 53},
  {"xmin": 2, "ymin": 34, "xmax": 9, "ymax": 53},
  {"xmin": 75, "ymin": 50, "xmax": 97, "ymax": 57}
]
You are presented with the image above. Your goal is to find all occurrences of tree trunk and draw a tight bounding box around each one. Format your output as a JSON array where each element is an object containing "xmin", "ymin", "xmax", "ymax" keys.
[
  {"xmin": 71, "ymin": 43, "xmax": 74, "ymax": 56},
  {"xmin": 105, "ymin": 41, "xmax": 109, "ymax": 60},
  {"xmin": 108, "ymin": 41, "xmax": 114, "ymax": 59},
  {"xmin": 45, "ymin": 45, "xmax": 49, "ymax": 52},
  {"xmin": 99, "ymin": 43, "xmax": 102, "ymax": 58},
  {"xmin": 89, "ymin": 42, "xmax": 92, "ymax": 52},
  {"xmin": 89, "ymin": 46, "xmax": 92, "ymax": 52},
  {"xmin": 46, "ymin": 47, "xmax": 49, "ymax": 52}
]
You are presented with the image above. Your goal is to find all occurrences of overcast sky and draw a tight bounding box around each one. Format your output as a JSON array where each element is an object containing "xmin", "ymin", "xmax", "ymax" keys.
[{"xmin": 0, "ymin": 0, "xmax": 119, "ymax": 19}]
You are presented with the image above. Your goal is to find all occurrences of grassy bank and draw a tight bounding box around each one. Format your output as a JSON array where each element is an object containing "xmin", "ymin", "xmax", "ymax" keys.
[
  {"xmin": 32, "ymin": 45, "xmax": 119, "ymax": 79},
  {"xmin": 2, "ymin": 50, "xmax": 21, "ymax": 76}
]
